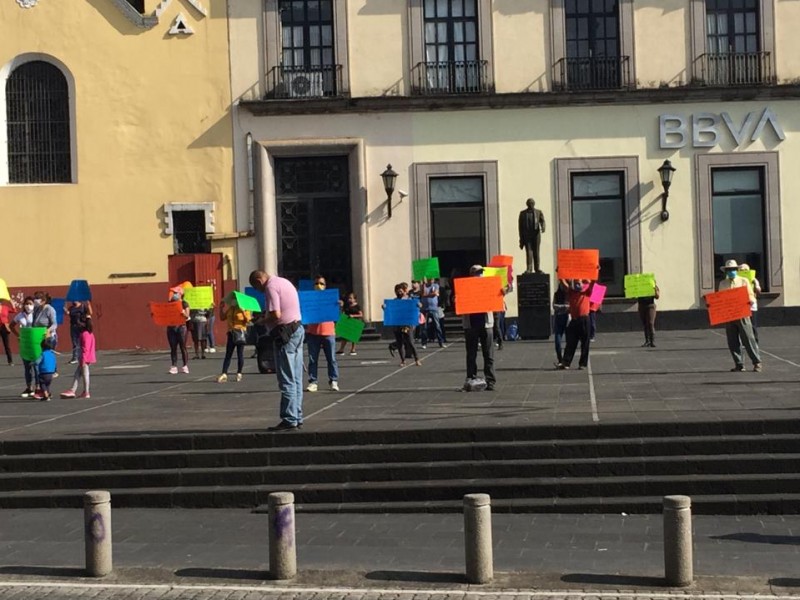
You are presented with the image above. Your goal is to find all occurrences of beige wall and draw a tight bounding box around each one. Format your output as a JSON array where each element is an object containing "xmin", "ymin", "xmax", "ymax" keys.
[{"xmin": 0, "ymin": 0, "xmax": 235, "ymax": 287}]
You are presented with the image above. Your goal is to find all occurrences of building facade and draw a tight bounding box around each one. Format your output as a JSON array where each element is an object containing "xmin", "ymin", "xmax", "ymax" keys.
[
  {"xmin": 0, "ymin": 0, "xmax": 236, "ymax": 348},
  {"xmin": 230, "ymin": 0, "xmax": 800, "ymax": 327}
]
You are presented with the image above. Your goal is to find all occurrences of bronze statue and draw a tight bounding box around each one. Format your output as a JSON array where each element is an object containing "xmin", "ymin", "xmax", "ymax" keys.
[{"xmin": 518, "ymin": 198, "xmax": 546, "ymax": 273}]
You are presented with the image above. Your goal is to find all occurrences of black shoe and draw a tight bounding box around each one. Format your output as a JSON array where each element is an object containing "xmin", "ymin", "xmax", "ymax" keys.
[
  {"xmin": 268, "ymin": 420, "xmax": 298, "ymax": 432},
  {"xmin": 649, "ymin": 341, "xmax": 656, "ymax": 348},
  {"xmin": 388, "ymin": 343, "xmax": 396, "ymax": 358},
  {"xmin": 485, "ymin": 383, "xmax": 495, "ymax": 391},
  {"xmin": 641, "ymin": 341, "xmax": 650, "ymax": 347},
  {"xmin": 730, "ymin": 365, "xmax": 745, "ymax": 372}
]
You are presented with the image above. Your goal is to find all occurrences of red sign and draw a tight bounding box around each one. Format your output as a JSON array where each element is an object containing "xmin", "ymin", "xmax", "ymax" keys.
[
  {"xmin": 705, "ymin": 286, "xmax": 751, "ymax": 326},
  {"xmin": 557, "ymin": 249, "xmax": 600, "ymax": 280}
]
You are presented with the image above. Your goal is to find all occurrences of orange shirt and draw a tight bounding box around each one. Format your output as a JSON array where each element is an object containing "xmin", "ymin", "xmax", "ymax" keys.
[{"xmin": 306, "ymin": 321, "xmax": 335, "ymax": 336}]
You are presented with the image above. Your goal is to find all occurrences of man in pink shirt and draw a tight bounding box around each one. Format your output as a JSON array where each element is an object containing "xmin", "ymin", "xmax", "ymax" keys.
[{"xmin": 249, "ymin": 270, "xmax": 305, "ymax": 431}]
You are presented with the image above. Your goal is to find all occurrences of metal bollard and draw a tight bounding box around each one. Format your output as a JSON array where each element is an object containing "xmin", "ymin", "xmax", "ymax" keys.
[
  {"xmin": 463, "ymin": 493, "xmax": 493, "ymax": 584},
  {"xmin": 268, "ymin": 491, "xmax": 297, "ymax": 580},
  {"xmin": 84, "ymin": 490, "xmax": 112, "ymax": 577},
  {"xmin": 663, "ymin": 495, "xmax": 693, "ymax": 587}
]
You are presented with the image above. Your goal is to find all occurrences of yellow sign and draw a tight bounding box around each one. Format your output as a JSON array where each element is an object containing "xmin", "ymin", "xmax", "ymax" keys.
[
  {"xmin": 0, "ymin": 278, "xmax": 9, "ymax": 301},
  {"xmin": 183, "ymin": 286, "xmax": 214, "ymax": 309},
  {"xmin": 624, "ymin": 273, "xmax": 657, "ymax": 299},
  {"xmin": 482, "ymin": 267, "xmax": 508, "ymax": 289}
]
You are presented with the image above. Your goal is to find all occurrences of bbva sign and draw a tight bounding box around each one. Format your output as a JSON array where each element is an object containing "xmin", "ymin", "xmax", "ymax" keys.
[{"xmin": 659, "ymin": 108, "xmax": 785, "ymax": 149}]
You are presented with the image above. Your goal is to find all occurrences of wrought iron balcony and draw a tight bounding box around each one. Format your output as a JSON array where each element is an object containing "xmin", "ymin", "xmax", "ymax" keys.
[
  {"xmin": 553, "ymin": 56, "xmax": 632, "ymax": 91},
  {"xmin": 693, "ymin": 52, "xmax": 773, "ymax": 86},
  {"xmin": 269, "ymin": 65, "xmax": 344, "ymax": 99},
  {"xmin": 411, "ymin": 60, "xmax": 491, "ymax": 95}
]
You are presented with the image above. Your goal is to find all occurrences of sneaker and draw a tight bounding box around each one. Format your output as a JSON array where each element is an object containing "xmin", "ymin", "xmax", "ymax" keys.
[
  {"xmin": 32, "ymin": 391, "xmax": 44, "ymax": 400},
  {"xmin": 486, "ymin": 383, "xmax": 495, "ymax": 391},
  {"xmin": 349, "ymin": 351, "xmax": 357, "ymax": 356},
  {"xmin": 207, "ymin": 347, "xmax": 216, "ymax": 353},
  {"xmin": 181, "ymin": 365, "xmax": 189, "ymax": 374},
  {"xmin": 268, "ymin": 420, "xmax": 298, "ymax": 432},
  {"xmin": 217, "ymin": 373, "xmax": 228, "ymax": 383},
  {"xmin": 329, "ymin": 381, "xmax": 339, "ymax": 392},
  {"xmin": 335, "ymin": 350, "xmax": 345, "ymax": 355},
  {"xmin": 169, "ymin": 366, "xmax": 178, "ymax": 375},
  {"xmin": 236, "ymin": 373, "xmax": 243, "ymax": 382},
  {"xmin": 20, "ymin": 388, "xmax": 33, "ymax": 398},
  {"xmin": 421, "ymin": 344, "xmax": 427, "ymax": 350},
  {"xmin": 41, "ymin": 392, "xmax": 51, "ymax": 402},
  {"xmin": 753, "ymin": 363, "xmax": 763, "ymax": 372},
  {"xmin": 80, "ymin": 392, "xmax": 91, "ymax": 399},
  {"xmin": 649, "ymin": 342, "xmax": 656, "ymax": 348},
  {"xmin": 730, "ymin": 365, "xmax": 745, "ymax": 372},
  {"xmin": 589, "ymin": 337, "xmax": 596, "ymax": 342},
  {"xmin": 438, "ymin": 342, "xmax": 444, "ymax": 348},
  {"xmin": 306, "ymin": 382, "xmax": 318, "ymax": 392},
  {"xmin": 68, "ymin": 359, "xmax": 78, "ymax": 365},
  {"xmin": 641, "ymin": 341, "xmax": 650, "ymax": 347},
  {"xmin": 60, "ymin": 390, "xmax": 76, "ymax": 399},
  {"xmin": 52, "ymin": 372, "xmax": 59, "ymax": 378}
]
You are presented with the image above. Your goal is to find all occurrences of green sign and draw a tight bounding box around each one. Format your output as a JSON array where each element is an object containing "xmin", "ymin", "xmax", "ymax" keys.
[
  {"xmin": 624, "ymin": 273, "xmax": 657, "ymax": 299},
  {"xmin": 412, "ymin": 257, "xmax": 440, "ymax": 281},
  {"xmin": 233, "ymin": 291, "xmax": 262, "ymax": 313},
  {"xmin": 183, "ymin": 286, "xmax": 214, "ymax": 309},
  {"xmin": 739, "ymin": 269, "xmax": 756, "ymax": 283},
  {"xmin": 335, "ymin": 314, "xmax": 365, "ymax": 343},
  {"xmin": 19, "ymin": 327, "xmax": 47, "ymax": 362}
]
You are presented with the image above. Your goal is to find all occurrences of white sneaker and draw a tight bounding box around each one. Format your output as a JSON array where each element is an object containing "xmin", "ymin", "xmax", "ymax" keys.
[
  {"xmin": 207, "ymin": 347, "xmax": 216, "ymax": 353},
  {"xmin": 236, "ymin": 373, "xmax": 243, "ymax": 382},
  {"xmin": 217, "ymin": 373, "xmax": 227, "ymax": 383},
  {"xmin": 329, "ymin": 381, "xmax": 339, "ymax": 392},
  {"xmin": 169, "ymin": 366, "xmax": 178, "ymax": 375},
  {"xmin": 306, "ymin": 382, "xmax": 318, "ymax": 392},
  {"xmin": 181, "ymin": 365, "xmax": 189, "ymax": 374}
]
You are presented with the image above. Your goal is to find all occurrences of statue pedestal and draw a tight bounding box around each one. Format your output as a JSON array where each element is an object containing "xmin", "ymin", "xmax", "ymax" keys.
[{"xmin": 516, "ymin": 272, "xmax": 550, "ymax": 340}]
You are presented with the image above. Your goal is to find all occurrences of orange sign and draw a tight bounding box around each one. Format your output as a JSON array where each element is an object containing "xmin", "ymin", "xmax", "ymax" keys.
[
  {"xmin": 149, "ymin": 301, "xmax": 186, "ymax": 326},
  {"xmin": 454, "ymin": 276, "xmax": 504, "ymax": 315},
  {"xmin": 705, "ymin": 286, "xmax": 752, "ymax": 326},
  {"xmin": 557, "ymin": 249, "xmax": 600, "ymax": 280},
  {"xmin": 488, "ymin": 255, "xmax": 513, "ymax": 267}
]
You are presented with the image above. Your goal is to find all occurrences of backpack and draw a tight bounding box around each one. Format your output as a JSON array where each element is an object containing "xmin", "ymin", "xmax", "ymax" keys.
[{"xmin": 505, "ymin": 321, "xmax": 520, "ymax": 341}]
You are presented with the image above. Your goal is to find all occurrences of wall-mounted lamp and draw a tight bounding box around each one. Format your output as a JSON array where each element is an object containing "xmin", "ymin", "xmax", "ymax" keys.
[
  {"xmin": 657, "ymin": 159, "xmax": 676, "ymax": 222},
  {"xmin": 381, "ymin": 164, "xmax": 398, "ymax": 218}
]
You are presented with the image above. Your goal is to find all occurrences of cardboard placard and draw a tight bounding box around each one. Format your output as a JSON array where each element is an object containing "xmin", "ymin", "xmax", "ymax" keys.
[
  {"xmin": 19, "ymin": 327, "xmax": 47, "ymax": 362},
  {"xmin": 335, "ymin": 314, "xmax": 365, "ymax": 343},
  {"xmin": 0, "ymin": 278, "xmax": 10, "ymax": 301},
  {"xmin": 739, "ymin": 269, "xmax": 756, "ymax": 283},
  {"xmin": 149, "ymin": 301, "xmax": 187, "ymax": 327},
  {"xmin": 556, "ymin": 249, "xmax": 600, "ymax": 280},
  {"xmin": 383, "ymin": 299, "xmax": 421, "ymax": 327},
  {"xmin": 51, "ymin": 298, "xmax": 66, "ymax": 325},
  {"xmin": 454, "ymin": 276, "xmax": 505, "ymax": 315},
  {"xmin": 488, "ymin": 255, "xmax": 513, "ymax": 267},
  {"xmin": 66, "ymin": 279, "xmax": 92, "ymax": 302},
  {"xmin": 589, "ymin": 283, "xmax": 607, "ymax": 305},
  {"xmin": 233, "ymin": 291, "xmax": 262, "ymax": 313},
  {"xmin": 244, "ymin": 287, "xmax": 266, "ymax": 311},
  {"xmin": 624, "ymin": 273, "xmax": 657, "ymax": 299},
  {"xmin": 298, "ymin": 279, "xmax": 315, "ymax": 291},
  {"xmin": 183, "ymin": 286, "xmax": 214, "ymax": 309},
  {"xmin": 705, "ymin": 286, "xmax": 752, "ymax": 326},
  {"xmin": 482, "ymin": 267, "xmax": 508, "ymax": 289},
  {"xmin": 412, "ymin": 257, "xmax": 440, "ymax": 281},
  {"xmin": 299, "ymin": 289, "xmax": 340, "ymax": 324}
]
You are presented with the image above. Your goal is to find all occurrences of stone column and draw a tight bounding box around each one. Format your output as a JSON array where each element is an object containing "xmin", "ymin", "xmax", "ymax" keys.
[
  {"xmin": 84, "ymin": 490, "xmax": 112, "ymax": 577},
  {"xmin": 464, "ymin": 493, "xmax": 493, "ymax": 584},
  {"xmin": 268, "ymin": 491, "xmax": 296, "ymax": 580},
  {"xmin": 663, "ymin": 495, "xmax": 693, "ymax": 587}
]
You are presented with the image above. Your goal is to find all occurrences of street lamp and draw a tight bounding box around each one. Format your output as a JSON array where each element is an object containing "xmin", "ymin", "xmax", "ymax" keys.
[
  {"xmin": 381, "ymin": 164, "xmax": 398, "ymax": 219},
  {"xmin": 658, "ymin": 159, "xmax": 676, "ymax": 222}
]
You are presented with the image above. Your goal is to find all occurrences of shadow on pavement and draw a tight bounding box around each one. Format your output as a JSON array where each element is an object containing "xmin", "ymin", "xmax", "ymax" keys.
[
  {"xmin": 711, "ymin": 533, "xmax": 800, "ymax": 545},
  {"xmin": 0, "ymin": 566, "xmax": 86, "ymax": 577},
  {"xmin": 769, "ymin": 578, "xmax": 800, "ymax": 588},
  {"xmin": 561, "ymin": 573, "xmax": 666, "ymax": 587},
  {"xmin": 175, "ymin": 567, "xmax": 268, "ymax": 580},
  {"xmin": 365, "ymin": 570, "xmax": 467, "ymax": 584}
]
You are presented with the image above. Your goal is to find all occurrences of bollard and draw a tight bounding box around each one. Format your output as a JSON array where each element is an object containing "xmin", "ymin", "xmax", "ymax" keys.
[
  {"xmin": 268, "ymin": 492, "xmax": 296, "ymax": 580},
  {"xmin": 663, "ymin": 495, "xmax": 693, "ymax": 587},
  {"xmin": 463, "ymin": 493, "xmax": 493, "ymax": 584},
  {"xmin": 84, "ymin": 490, "xmax": 112, "ymax": 577}
]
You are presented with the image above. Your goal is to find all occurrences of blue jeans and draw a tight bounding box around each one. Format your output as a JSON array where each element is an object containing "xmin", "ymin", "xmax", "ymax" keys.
[
  {"xmin": 420, "ymin": 310, "xmax": 445, "ymax": 345},
  {"xmin": 70, "ymin": 327, "xmax": 81, "ymax": 361},
  {"xmin": 274, "ymin": 325, "xmax": 305, "ymax": 426},
  {"xmin": 221, "ymin": 331, "xmax": 245, "ymax": 374},
  {"xmin": 207, "ymin": 313, "xmax": 216, "ymax": 347},
  {"xmin": 553, "ymin": 313, "xmax": 569, "ymax": 363},
  {"xmin": 23, "ymin": 359, "xmax": 39, "ymax": 390},
  {"xmin": 306, "ymin": 334, "xmax": 338, "ymax": 384}
]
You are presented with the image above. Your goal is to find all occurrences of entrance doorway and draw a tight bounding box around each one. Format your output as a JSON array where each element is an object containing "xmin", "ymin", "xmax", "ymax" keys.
[{"xmin": 274, "ymin": 156, "xmax": 352, "ymax": 292}]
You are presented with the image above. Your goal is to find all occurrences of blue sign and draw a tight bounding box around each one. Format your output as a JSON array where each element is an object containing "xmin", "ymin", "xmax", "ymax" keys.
[
  {"xmin": 298, "ymin": 279, "xmax": 314, "ymax": 291},
  {"xmin": 299, "ymin": 289, "xmax": 340, "ymax": 324},
  {"xmin": 244, "ymin": 287, "xmax": 266, "ymax": 311},
  {"xmin": 383, "ymin": 299, "xmax": 420, "ymax": 327},
  {"xmin": 51, "ymin": 298, "xmax": 66, "ymax": 325},
  {"xmin": 66, "ymin": 279, "xmax": 92, "ymax": 301}
]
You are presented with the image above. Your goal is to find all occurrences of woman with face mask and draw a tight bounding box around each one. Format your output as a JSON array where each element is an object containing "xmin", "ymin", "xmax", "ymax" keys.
[
  {"xmin": 32, "ymin": 291, "xmax": 58, "ymax": 349},
  {"xmin": 10, "ymin": 296, "xmax": 38, "ymax": 397},
  {"xmin": 166, "ymin": 287, "xmax": 191, "ymax": 374}
]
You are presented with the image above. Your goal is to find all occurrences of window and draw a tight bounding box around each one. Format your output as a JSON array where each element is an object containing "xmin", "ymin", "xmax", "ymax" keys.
[
  {"xmin": 265, "ymin": 0, "xmax": 349, "ymax": 98},
  {"xmin": 5, "ymin": 60, "xmax": 71, "ymax": 184},
  {"xmin": 690, "ymin": 0, "xmax": 774, "ymax": 85},
  {"xmin": 555, "ymin": 157, "xmax": 641, "ymax": 296},
  {"xmin": 551, "ymin": 0, "xmax": 634, "ymax": 91},
  {"xmin": 696, "ymin": 152, "xmax": 782, "ymax": 297},
  {"xmin": 409, "ymin": 0, "xmax": 494, "ymax": 95},
  {"xmin": 163, "ymin": 202, "xmax": 216, "ymax": 254}
]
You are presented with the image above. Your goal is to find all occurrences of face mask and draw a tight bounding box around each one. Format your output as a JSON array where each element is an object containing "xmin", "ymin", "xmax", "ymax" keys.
[
  {"xmin": 726, "ymin": 270, "xmax": 737, "ymax": 279},
  {"xmin": 24, "ymin": 305, "xmax": 33, "ymax": 314},
  {"xmin": 33, "ymin": 298, "xmax": 42, "ymax": 306},
  {"xmin": 171, "ymin": 293, "xmax": 180, "ymax": 301},
  {"xmin": 314, "ymin": 283, "xmax": 326, "ymax": 290}
]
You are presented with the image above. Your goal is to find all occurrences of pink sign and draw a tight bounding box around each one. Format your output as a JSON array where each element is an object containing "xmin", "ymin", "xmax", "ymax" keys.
[{"xmin": 589, "ymin": 283, "xmax": 607, "ymax": 305}]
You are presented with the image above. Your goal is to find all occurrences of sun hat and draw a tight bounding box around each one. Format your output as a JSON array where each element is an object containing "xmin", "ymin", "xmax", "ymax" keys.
[
  {"xmin": 737, "ymin": 263, "xmax": 751, "ymax": 271},
  {"xmin": 720, "ymin": 259, "xmax": 740, "ymax": 272},
  {"xmin": 469, "ymin": 265, "xmax": 484, "ymax": 274}
]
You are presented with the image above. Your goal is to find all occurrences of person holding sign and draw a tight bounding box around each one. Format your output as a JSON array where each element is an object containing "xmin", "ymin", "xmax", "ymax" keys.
[
  {"xmin": 555, "ymin": 279, "xmax": 592, "ymax": 370},
  {"xmin": 384, "ymin": 283, "xmax": 421, "ymax": 367},
  {"xmin": 166, "ymin": 287, "xmax": 191, "ymax": 375},
  {"xmin": 65, "ymin": 301, "xmax": 92, "ymax": 364},
  {"xmin": 10, "ymin": 296, "xmax": 37, "ymax": 397},
  {"xmin": 718, "ymin": 260, "xmax": 761, "ymax": 372},
  {"xmin": 738, "ymin": 263, "xmax": 762, "ymax": 344},
  {"xmin": 249, "ymin": 270, "xmax": 305, "ymax": 431},
  {"xmin": 420, "ymin": 277, "xmax": 446, "ymax": 349},
  {"xmin": 459, "ymin": 265, "xmax": 497, "ymax": 391},
  {"xmin": 216, "ymin": 296, "xmax": 251, "ymax": 383},
  {"xmin": 305, "ymin": 276, "xmax": 340, "ymax": 393},
  {"xmin": 336, "ymin": 291, "xmax": 363, "ymax": 356},
  {"xmin": 32, "ymin": 292, "xmax": 58, "ymax": 349},
  {"xmin": 637, "ymin": 281, "xmax": 660, "ymax": 348}
]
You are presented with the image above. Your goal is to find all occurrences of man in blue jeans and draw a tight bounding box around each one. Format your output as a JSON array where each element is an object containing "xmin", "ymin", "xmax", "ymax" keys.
[
  {"xmin": 420, "ymin": 277, "xmax": 446, "ymax": 349},
  {"xmin": 249, "ymin": 269, "xmax": 305, "ymax": 431},
  {"xmin": 305, "ymin": 275, "xmax": 339, "ymax": 392}
]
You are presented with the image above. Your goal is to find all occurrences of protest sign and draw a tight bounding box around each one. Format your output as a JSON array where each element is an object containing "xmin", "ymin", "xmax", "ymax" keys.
[
  {"xmin": 183, "ymin": 286, "xmax": 214, "ymax": 309},
  {"xmin": 51, "ymin": 298, "xmax": 66, "ymax": 325},
  {"xmin": 66, "ymin": 280, "xmax": 92, "ymax": 302},
  {"xmin": 556, "ymin": 249, "xmax": 600, "ymax": 280},
  {"xmin": 624, "ymin": 273, "xmax": 657, "ymax": 299},
  {"xmin": 488, "ymin": 255, "xmax": 513, "ymax": 267},
  {"xmin": 589, "ymin": 283, "xmax": 607, "ymax": 305},
  {"xmin": 383, "ymin": 299, "xmax": 421, "ymax": 327},
  {"xmin": 739, "ymin": 269, "xmax": 756, "ymax": 283},
  {"xmin": 412, "ymin": 257, "xmax": 440, "ymax": 281},
  {"xmin": 335, "ymin": 314, "xmax": 365, "ymax": 343},
  {"xmin": 232, "ymin": 291, "xmax": 262, "ymax": 313},
  {"xmin": 454, "ymin": 276, "xmax": 504, "ymax": 315},
  {"xmin": 299, "ymin": 289, "xmax": 340, "ymax": 324},
  {"xmin": 244, "ymin": 287, "xmax": 266, "ymax": 311},
  {"xmin": 482, "ymin": 267, "xmax": 508, "ymax": 289},
  {"xmin": 0, "ymin": 278, "xmax": 9, "ymax": 301},
  {"xmin": 19, "ymin": 327, "xmax": 47, "ymax": 362},
  {"xmin": 149, "ymin": 301, "xmax": 186, "ymax": 326},
  {"xmin": 298, "ymin": 279, "xmax": 315, "ymax": 291},
  {"xmin": 705, "ymin": 286, "xmax": 752, "ymax": 326}
]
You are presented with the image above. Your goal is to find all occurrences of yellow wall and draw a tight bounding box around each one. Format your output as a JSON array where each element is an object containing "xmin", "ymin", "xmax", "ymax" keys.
[
  {"xmin": 0, "ymin": 0, "xmax": 234, "ymax": 287},
  {"xmin": 634, "ymin": 1, "xmax": 688, "ymax": 88}
]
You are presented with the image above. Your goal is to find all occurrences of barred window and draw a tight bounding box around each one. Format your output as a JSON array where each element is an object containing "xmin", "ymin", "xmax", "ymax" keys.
[{"xmin": 6, "ymin": 61, "xmax": 71, "ymax": 184}]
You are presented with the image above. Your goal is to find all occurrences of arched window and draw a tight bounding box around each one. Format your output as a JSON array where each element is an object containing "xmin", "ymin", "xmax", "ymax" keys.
[{"xmin": 6, "ymin": 60, "xmax": 71, "ymax": 184}]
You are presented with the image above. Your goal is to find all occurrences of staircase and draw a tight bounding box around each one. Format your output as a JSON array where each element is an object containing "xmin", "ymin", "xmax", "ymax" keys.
[{"xmin": 1, "ymin": 420, "xmax": 799, "ymax": 514}]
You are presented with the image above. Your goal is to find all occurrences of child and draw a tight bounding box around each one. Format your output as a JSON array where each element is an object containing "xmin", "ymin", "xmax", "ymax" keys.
[
  {"xmin": 336, "ymin": 292, "xmax": 363, "ymax": 356},
  {"xmin": 33, "ymin": 338, "xmax": 57, "ymax": 401},
  {"xmin": 217, "ymin": 297, "xmax": 251, "ymax": 382},
  {"xmin": 60, "ymin": 318, "xmax": 96, "ymax": 399},
  {"xmin": 66, "ymin": 300, "xmax": 91, "ymax": 364}
]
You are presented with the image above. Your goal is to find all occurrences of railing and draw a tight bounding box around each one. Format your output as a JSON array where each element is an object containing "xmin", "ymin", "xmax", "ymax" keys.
[
  {"xmin": 411, "ymin": 60, "xmax": 491, "ymax": 95},
  {"xmin": 269, "ymin": 64, "xmax": 343, "ymax": 99},
  {"xmin": 553, "ymin": 55, "xmax": 632, "ymax": 91},
  {"xmin": 693, "ymin": 52, "xmax": 773, "ymax": 86}
]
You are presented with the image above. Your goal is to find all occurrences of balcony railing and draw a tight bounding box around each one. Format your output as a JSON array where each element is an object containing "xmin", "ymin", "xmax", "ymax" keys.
[
  {"xmin": 553, "ymin": 56, "xmax": 632, "ymax": 91},
  {"xmin": 412, "ymin": 60, "xmax": 491, "ymax": 95},
  {"xmin": 693, "ymin": 52, "xmax": 773, "ymax": 86},
  {"xmin": 269, "ymin": 64, "xmax": 343, "ymax": 99}
]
